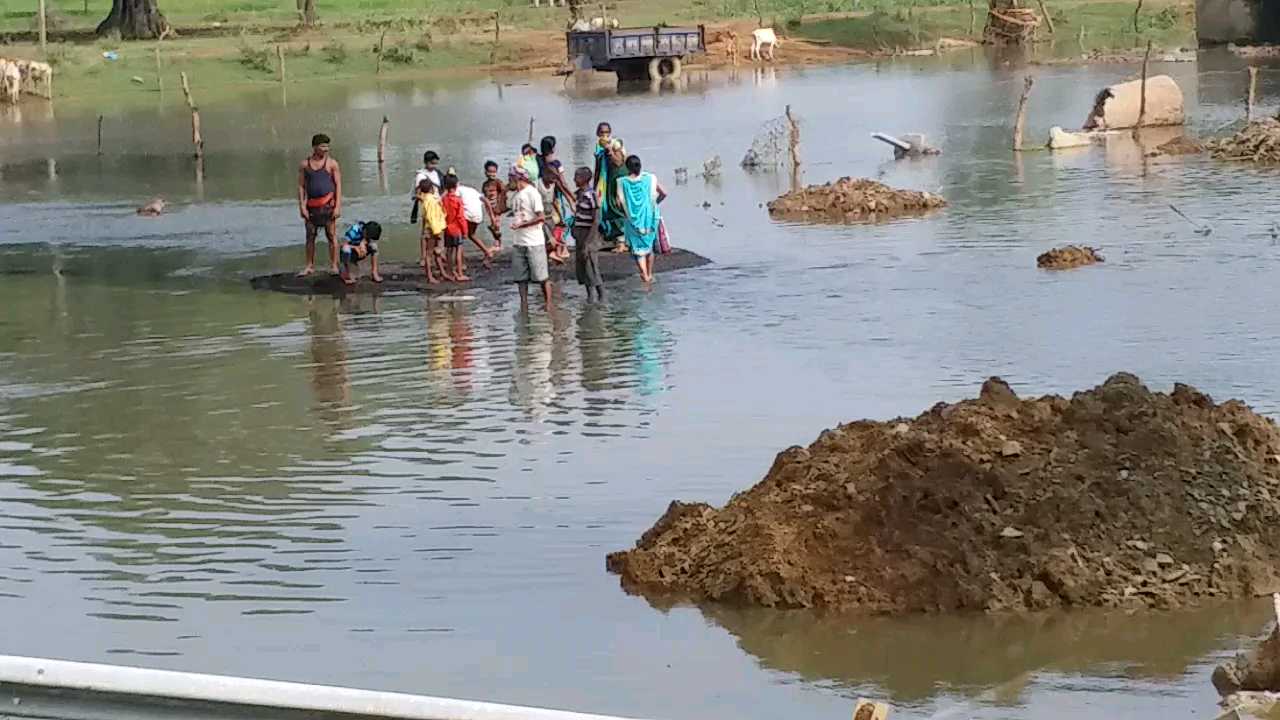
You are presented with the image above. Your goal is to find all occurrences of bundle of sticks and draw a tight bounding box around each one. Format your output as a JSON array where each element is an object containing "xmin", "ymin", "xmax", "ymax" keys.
[{"xmin": 984, "ymin": 1, "xmax": 1040, "ymax": 44}]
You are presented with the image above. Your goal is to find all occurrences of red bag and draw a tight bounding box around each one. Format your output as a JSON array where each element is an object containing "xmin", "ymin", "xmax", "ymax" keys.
[{"xmin": 657, "ymin": 219, "xmax": 672, "ymax": 255}]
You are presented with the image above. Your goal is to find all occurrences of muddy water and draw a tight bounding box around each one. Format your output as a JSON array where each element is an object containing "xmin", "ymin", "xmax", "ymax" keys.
[{"xmin": 2, "ymin": 49, "xmax": 1280, "ymax": 719}]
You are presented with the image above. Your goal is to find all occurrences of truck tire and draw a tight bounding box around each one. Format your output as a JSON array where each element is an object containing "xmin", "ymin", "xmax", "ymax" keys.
[{"xmin": 647, "ymin": 56, "xmax": 682, "ymax": 80}]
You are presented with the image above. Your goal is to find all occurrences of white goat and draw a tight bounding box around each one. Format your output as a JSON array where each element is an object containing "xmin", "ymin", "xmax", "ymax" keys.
[
  {"xmin": 750, "ymin": 27, "xmax": 779, "ymax": 61},
  {"xmin": 0, "ymin": 60, "xmax": 20, "ymax": 105}
]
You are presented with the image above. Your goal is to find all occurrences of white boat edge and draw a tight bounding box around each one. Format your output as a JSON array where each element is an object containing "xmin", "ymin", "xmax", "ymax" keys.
[{"xmin": 0, "ymin": 654, "xmax": 655, "ymax": 720}]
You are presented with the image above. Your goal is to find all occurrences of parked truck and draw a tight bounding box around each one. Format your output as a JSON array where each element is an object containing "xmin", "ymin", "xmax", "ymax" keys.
[{"xmin": 566, "ymin": 25, "xmax": 706, "ymax": 82}]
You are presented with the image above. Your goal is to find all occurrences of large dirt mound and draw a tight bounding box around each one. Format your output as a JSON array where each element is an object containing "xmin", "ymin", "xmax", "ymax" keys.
[
  {"xmin": 1037, "ymin": 245, "xmax": 1103, "ymax": 270},
  {"xmin": 1207, "ymin": 119, "xmax": 1280, "ymax": 163},
  {"xmin": 766, "ymin": 177, "xmax": 946, "ymax": 223},
  {"xmin": 606, "ymin": 374, "xmax": 1280, "ymax": 613}
]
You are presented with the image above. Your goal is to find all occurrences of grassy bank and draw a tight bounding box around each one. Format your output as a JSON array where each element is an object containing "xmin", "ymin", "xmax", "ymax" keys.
[
  {"xmin": 0, "ymin": 0, "xmax": 1196, "ymax": 106},
  {"xmin": 795, "ymin": 0, "xmax": 1193, "ymax": 55}
]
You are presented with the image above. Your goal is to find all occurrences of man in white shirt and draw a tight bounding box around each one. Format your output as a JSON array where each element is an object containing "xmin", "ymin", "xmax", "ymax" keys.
[{"xmin": 508, "ymin": 166, "xmax": 552, "ymax": 310}]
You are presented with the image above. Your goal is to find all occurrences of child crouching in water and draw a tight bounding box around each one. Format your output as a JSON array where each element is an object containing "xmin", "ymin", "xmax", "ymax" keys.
[
  {"xmin": 571, "ymin": 167, "xmax": 604, "ymax": 302},
  {"xmin": 339, "ymin": 221, "xmax": 383, "ymax": 285},
  {"xmin": 415, "ymin": 177, "xmax": 450, "ymax": 283}
]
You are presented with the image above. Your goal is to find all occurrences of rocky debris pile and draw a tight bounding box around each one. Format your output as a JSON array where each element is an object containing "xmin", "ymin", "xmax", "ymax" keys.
[
  {"xmin": 1037, "ymin": 245, "xmax": 1103, "ymax": 270},
  {"xmin": 1207, "ymin": 119, "xmax": 1280, "ymax": 163},
  {"xmin": 607, "ymin": 374, "xmax": 1280, "ymax": 613},
  {"xmin": 1148, "ymin": 135, "xmax": 1205, "ymax": 157},
  {"xmin": 766, "ymin": 177, "xmax": 946, "ymax": 223}
]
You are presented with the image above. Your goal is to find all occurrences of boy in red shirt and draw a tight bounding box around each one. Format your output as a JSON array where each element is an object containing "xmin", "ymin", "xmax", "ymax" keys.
[{"xmin": 441, "ymin": 174, "xmax": 470, "ymax": 282}]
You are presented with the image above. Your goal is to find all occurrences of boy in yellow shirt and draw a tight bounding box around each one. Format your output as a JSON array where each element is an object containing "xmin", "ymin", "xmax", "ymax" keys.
[{"xmin": 415, "ymin": 177, "xmax": 451, "ymax": 283}]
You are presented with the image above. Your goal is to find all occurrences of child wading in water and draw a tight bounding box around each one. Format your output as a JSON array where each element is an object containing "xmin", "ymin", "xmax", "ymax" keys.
[
  {"xmin": 414, "ymin": 177, "xmax": 449, "ymax": 283},
  {"xmin": 571, "ymin": 167, "xmax": 605, "ymax": 302},
  {"xmin": 481, "ymin": 160, "xmax": 507, "ymax": 250},
  {"xmin": 441, "ymin": 174, "xmax": 471, "ymax": 282}
]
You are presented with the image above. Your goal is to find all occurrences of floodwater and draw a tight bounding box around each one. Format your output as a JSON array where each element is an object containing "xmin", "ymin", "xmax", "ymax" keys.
[{"xmin": 2, "ymin": 48, "xmax": 1280, "ymax": 720}]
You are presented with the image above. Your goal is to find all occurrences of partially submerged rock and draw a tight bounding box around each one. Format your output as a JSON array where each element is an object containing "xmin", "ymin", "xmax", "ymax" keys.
[
  {"xmin": 766, "ymin": 177, "xmax": 946, "ymax": 223},
  {"xmin": 1083, "ymin": 75, "xmax": 1185, "ymax": 130},
  {"xmin": 136, "ymin": 197, "xmax": 166, "ymax": 216},
  {"xmin": 607, "ymin": 374, "xmax": 1280, "ymax": 613},
  {"xmin": 1207, "ymin": 119, "xmax": 1280, "ymax": 163},
  {"xmin": 1036, "ymin": 245, "xmax": 1103, "ymax": 270},
  {"xmin": 1149, "ymin": 135, "xmax": 1205, "ymax": 157}
]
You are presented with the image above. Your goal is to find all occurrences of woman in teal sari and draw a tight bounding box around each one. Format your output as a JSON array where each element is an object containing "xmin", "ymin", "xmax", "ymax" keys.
[
  {"xmin": 592, "ymin": 122, "xmax": 627, "ymax": 252},
  {"xmin": 616, "ymin": 154, "xmax": 668, "ymax": 283}
]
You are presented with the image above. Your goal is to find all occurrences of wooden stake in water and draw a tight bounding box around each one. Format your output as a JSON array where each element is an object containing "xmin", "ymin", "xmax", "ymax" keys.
[
  {"xmin": 154, "ymin": 44, "xmax": 163, "ymax": 94},
  {"xmin": 376, "ymin": 29, "xmax": 387, "ymax": 75},
  {"xmin": 785, "ymin": 104, "xmax": 800, "ymax": 170},
  {"xmin": 1037, "ymin": 0, "xmax": 1055, "ymax": 34},
  {"xmin": 1248, "ymin": 66, "xmax": 1259, "ymax": 122},
  {"xmin": 1134, "ymin": 39, "xmax": 1152, "ymax": 138},
  {"xmin": 489, "ymin": 11, "xmax": 500, "ymax": 64},
  {"xmin": 277, "ymin": 45, "xmax": 286, "ymax": 83},
  {"xmin": 38, "ymin": 0, "xmax": 47, "ymax": 56},
  {"xmin": 377, "ymin": 115, "xmax": 389, "ymax": 164},
  {"xmin": 96, "ymin": 115, "xmax": 103, "ymax": 155},
  {"xmin": 1012, "ymin": 75, "xmax": 1034, "ymax": 151},
  {"xmin": 528, "ymin": 116, "xmax": 535, "ymax": 143},
  {"xmin": 969, "ymin": 0, "xmax": 976, "ymax": 36},
  {"xmin": 180, "ymin": 72, "xmax": 204, "ymax": 159}
]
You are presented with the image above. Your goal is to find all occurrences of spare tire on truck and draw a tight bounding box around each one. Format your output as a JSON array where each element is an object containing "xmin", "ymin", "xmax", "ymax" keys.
[{"xmin": 647, "ymin": 56, "xmax": 682, "ymax": 80}]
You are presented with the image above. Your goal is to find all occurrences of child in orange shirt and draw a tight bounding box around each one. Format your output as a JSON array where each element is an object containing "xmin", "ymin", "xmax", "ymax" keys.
[{"xmin": 441, "ymin": 174, "xmax": 470, "ymax": 282}]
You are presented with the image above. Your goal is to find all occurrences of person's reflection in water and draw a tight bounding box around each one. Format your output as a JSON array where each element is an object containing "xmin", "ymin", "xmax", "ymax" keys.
[
  {"xmin": 575, "ymin": 304, "xmax": 613, "ymax": 394},
  {"xmin": 448, "ymin": 304, "xmax": 474, "ymax": 395},
  {"xmin": 305, "ymin": 296, "xmax": 353, "ymax": 431},
  {"xmin": 509, "ymin": 313, "xmax": 555, "ymax": 421},
  {"xmin": 608, "ymin": 297, "xmax": 668, "ymax": 397}
]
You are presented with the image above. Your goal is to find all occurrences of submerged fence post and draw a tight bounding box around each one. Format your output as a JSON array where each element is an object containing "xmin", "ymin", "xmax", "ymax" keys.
[
  {"xmin": 154, "ymin": 43, "xmax": 163, "ymax": 94},
  {"xmin": 180, "ymin": 72, "xmax": 204, "ymax": 160},
  {"xmin": 1248, "ymin": 66, "xmax": 1259, "ymax": 123},
  {"xmin": 96, "ymin": 115, "xmax": 103, "ymax": 155},
  {"xmin": 1134, "ymin": 39, "xmax": 1152, "ymax": 138},
  {"xmin": 377, "ymin": 115, "xmax": 389, "ymax": 164},
  {"xmin": 1037, "ymin": 0, "xmax": 1055, "ymax": 34},
  {"xmin": 38, "ymin": 0, "xmax": 47, "ymax": 56},
  {"xmin": 528, "ymin": 116, "xmax": 534, "ymax": 143},
  {"xmin": 1012, "ymin": 75, "xmax": 1033, "ymax": 151},
  {"xmin": 277, "ymin": 45, "xmax": 286, "ymax": 83}
]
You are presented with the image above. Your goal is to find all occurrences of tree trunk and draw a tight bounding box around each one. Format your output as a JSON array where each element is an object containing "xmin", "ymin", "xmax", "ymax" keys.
[
  {"xmin": 96, "ymin": 0, "xmax": 167, "ymax": 39},
  {"xmin": 302, "ymin": 0, "xmax": 317, "ymax": 26}
]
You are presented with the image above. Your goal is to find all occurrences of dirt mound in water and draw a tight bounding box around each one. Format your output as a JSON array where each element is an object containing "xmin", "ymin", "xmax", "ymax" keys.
[
  {"xmin": 766, "ymin": 177, "xmax": 946, "ymax": 223},
  {"xmin": 606, "ymin": 374, "xmax": 1280, "ymax": 613},
  {"xmin": 1037, "ymin": 245, "xmax": 1103, "ymax": 270},
  {"xmin": 1207, "ymin": 119, "xmax": 1280, "ymax": 162},
  {"xmin": 1149, "ymin": 135, "xmax": 1205, "ymax": 157}
]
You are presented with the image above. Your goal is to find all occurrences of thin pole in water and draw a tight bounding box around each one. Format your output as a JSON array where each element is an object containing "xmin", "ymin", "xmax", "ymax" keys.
[
  {"xmin": 38, "ymin": 0, "xmax": 47, "ymax": 56},
  {"xmin": 1248, "ymin": 66, "xmax": 1258, "ymax": 123},
  {"xmin": 96, "ymin": 115, "xmax": 103, "ymax": 155},
  {"xmin": 1133, "ymin": 39, "xmax": 1151, "ymax": 139},
  {"xmin": 1012, "ymin": 75, "xmax": 1033, "ymax": 151}
]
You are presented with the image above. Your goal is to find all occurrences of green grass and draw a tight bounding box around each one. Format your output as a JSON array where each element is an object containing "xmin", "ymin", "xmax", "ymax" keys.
[
  {"xmin": 794, "ymin": 0, "xmax": 1194, "ymax": 52},
  {"xmin": 0, "ymin": 0, "xmax": 1196, "ymax": 108}
]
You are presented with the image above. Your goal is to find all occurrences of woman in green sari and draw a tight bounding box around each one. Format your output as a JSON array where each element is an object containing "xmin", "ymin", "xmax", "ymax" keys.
[{"xmin": 593, "ymin": 122, "xmax": 627, "ymax": 253}]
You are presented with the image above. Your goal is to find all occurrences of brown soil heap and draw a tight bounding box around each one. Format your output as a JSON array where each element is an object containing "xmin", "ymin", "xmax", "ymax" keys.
[
  {"xmin": 1036, "ymin": 245, "xmax": 1103, "ymax": 270},
  {"xmin": 1150, "ymin": 135, "xmax": 1205, "ymax": 157},
  {"xmin": 766, "ymin": 177, "xmax": 946, "ymax": 223},
  {"xmin": 1207, "ymin": 119, "xmax": 1280, "ymax": 162},
  {"xmin": 607, "ymin": 374, "xmax": 1280, "ymax": 613}
]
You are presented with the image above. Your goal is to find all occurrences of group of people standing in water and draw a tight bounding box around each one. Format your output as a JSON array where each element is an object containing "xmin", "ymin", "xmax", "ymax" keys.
[{"xmin": 295, "ymin": 121, "xmax": 670, "ymax": 309}]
